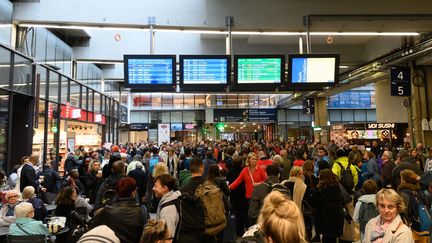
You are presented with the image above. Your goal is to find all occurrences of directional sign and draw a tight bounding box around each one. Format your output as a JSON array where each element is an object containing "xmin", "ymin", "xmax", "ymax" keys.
[
  {"xmin": 390, "ymin": 66, "xmax": 411, "ymax": 96},
  {"xmin": 303, "ymin": 98, "xmax": 315, "ymax": 115}
]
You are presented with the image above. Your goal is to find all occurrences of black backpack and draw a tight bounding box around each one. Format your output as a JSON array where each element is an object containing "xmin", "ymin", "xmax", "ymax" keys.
[
  {"xmin": 358, "ymin": 202, "xmax": 379, "ymax": 232},
  {"xmin": 160, "ymin": 193, "xmax": 205, "ymax": 243},
  {"xmin": 336, "ymin": 162, "xmax": 354, "ymax": 192},
  {"xmin": 100, "ymin": 178, "xmax": 118, "ymax": 208}
]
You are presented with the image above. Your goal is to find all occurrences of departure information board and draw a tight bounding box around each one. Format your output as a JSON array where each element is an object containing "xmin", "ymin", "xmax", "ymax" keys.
[
  {"xmin": 182, "ymin": 58, "xmax": 228, "ymax": 84},
  {"xmin": 290, "ymin": 56, "xmax": 337, "ymax": 83},
  {"xmin": 127, "ymin": 58, "xmax": 173, "ymax": 85},
  {"xmin": 237, "ymin": 58, "xmax": 282, "ymax": 84}
]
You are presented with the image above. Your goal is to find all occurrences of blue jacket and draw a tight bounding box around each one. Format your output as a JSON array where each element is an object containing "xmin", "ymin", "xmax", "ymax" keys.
[{"xmin": 9, "ymin": 217, "xmax": 49, "ymax": 236}]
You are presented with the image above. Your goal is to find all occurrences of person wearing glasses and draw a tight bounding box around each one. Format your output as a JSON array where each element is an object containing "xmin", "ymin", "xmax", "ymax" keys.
[
  {"xmin": 0, "ymin": 190, "xmax": 21, "ymax": 226},
  {"xmin": 140, "ymin": 219, "xmax": 173, "ymax": 243},
  {"xmin": 363, "ymin": 188, "xmax": 414, "ymax": 243},
  {"xmin": 9, "ymin": 202, "xmax": 49, "ymax": 236}
]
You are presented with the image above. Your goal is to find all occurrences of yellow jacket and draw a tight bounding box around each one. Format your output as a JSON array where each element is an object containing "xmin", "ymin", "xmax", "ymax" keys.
[{"xmin": 331, "ymin": 156, "xmax": 358, "ymax": 188}]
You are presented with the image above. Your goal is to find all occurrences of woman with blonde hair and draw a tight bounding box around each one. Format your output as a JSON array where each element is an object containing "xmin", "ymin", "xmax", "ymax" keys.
[
  {"xmin": 140, "ymin": 219, "xmax": 172, "ymax": 243},
  {"xmin": 363, "ymin": 188, "xmax": 413, "ymax": 243},
  {"xmin": 21, "ymin": 186, "xmax": 46, "ymax": 222},
  {"xmin": 258, "ymin": 190, "xmax": 307, "ymax": 243}
]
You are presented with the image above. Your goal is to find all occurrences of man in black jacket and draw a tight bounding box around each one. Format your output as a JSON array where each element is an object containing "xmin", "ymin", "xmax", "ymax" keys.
[
  {"xmin": 20, "ymin": 155, "xmax": 45, "ymax": 193},
  {"xmin": 391, "ymin": 149, "xmax": 422, "ymax": 188},
  {"xmin": 178, "ymin": 157, "xmax": 206, "ymax": 243},
  {"xmin": 90, "ymin": 177, "xmax": 146, "ymax": 243},
  {"xmin": 95, "ymin": 160, "xmax": 125, "ymax": 210}
]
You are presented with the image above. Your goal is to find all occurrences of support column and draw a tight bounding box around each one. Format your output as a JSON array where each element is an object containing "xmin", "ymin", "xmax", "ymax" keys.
[
  {"xmin": 314, "ymin": 97, "xmax": 329, "ymax": 144},
  {"xmin": 413, "ymin": 66, "xmax": 432, "ymax": 147}
]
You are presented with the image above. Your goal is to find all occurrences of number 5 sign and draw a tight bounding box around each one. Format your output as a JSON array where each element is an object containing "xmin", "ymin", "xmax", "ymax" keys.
[{"xmin": 390, "ymin": 66, "xmax": 411, "ymax": 97}]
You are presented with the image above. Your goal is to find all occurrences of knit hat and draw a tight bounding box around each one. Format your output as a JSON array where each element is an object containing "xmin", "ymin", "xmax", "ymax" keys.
[
  {"xmin": 77, "ymin": 225, "xmax": 120, "ymax": 243},
  {"xmin": 111, "ymin": 145, "xmax": 120, "ymax": 153}
]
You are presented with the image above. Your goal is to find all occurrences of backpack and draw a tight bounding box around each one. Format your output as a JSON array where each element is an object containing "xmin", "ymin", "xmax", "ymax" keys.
[
  {"xmin": 404, "ymin": 190, "xmax": 432, "ymax": 236},
  {"xmin": 100, "ymin": 178, "xmax": 118, "ymax": 208},
  {"xmin": 336, "ymin": 162, "xmax": 354, "ymax": 192},
  {"xmin": 160, "ymin": 193, "xmax": 205, "ymax": 243},
  {"xmin": 263, "ymin": 182, "xmax": 291, "ymax": 198},
  {"xmin": 149, "ymin": 156, "xmax": 160, "ymax": 174},
  {"xmin": 195, "ymin": 181, "xmax": 227, "ymax": 236},
  {"xmin": 358, "ymin": 202, "xmax": 379, "ymax": 232}
]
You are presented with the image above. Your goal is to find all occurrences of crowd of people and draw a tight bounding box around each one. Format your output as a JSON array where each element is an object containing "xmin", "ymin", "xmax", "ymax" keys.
[{"xmin": 0, "ymin": 139, "xmax": 431, "ymax": 243}]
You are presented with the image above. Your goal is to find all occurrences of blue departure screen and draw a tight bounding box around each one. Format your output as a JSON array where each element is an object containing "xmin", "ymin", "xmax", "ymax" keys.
[
  {"xmin": 182, "ymin": 59, "xmax": 228, "ymax": 84},
  {"xmin": 127, "ymin": 58, "xmax": 173, "ymax": 85},
  {"xmin": 291, "ymin": 57, "xmax": 336, "ymax": 83}
]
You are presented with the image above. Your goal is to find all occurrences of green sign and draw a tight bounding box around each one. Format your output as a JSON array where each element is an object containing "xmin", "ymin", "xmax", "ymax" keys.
[
  {"xmin": 51, "ymin": 126, "xmax": 58, "ymax": 133},
  {"xmin": 237, "ymin": 58, "xmax": 282, "ymax": 84},
  {"xmin": 216, "ymin": 123, "xmax": 225, "ymax": 132}
]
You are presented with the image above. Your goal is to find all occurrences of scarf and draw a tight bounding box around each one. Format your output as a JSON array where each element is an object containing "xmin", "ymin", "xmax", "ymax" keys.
[
  {"xmin": 287, "ymin": 176, "xmax": 307, "ymax": 211},
  {"xmin": 371, "ymin": 217, "xmax": 391, "ymax": 243}
]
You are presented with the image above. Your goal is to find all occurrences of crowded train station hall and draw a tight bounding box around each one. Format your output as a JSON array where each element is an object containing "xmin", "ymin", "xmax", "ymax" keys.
[{"xmin": 1, "ymin": 0, "xmax": 432, "ymax": 242}]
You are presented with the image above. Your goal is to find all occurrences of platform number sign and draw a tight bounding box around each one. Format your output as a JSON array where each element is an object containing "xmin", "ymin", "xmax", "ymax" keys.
[
  {"xmin": 391, "ymin": 66, "xmax": 411, "ymax": 96},
  {"xmin": 303, "ymin": 98, "xmax": 315, "ymax": 115}
]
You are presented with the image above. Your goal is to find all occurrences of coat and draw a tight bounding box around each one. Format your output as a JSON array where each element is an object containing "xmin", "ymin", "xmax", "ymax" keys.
[
  {"xmin": 248, "ymin": 175, "xmax": 279, "ymax": 225},
  {"xmin": 9, "ymin": 217, "xmax": 49, "ymax": 236},
  {"xmin": 332, "ymin": 156, "xmax": 359, "ymax": 189},
  {"xmin": 363, "ymin": 215, "xmax": 413, "ymax": 243},
  {"xmin": 391, "ymin": 156, "xmax": 422, "ymax": 187},
  {"xmin": 20, "ymin": 163, "xmax": 40, "ymax": 192},
  {"xmin": 90, "ymin": 198, "xmax": 145, "ymax": 243},
  {"xmin": 312, "ymin": 184, "xmax": 345, "ymax": 237},
  {"xmin": 157, "ymin": 190, "xmax": 181, "ymax": 238},
  {"xmin": 365, "ymin": 158, "xmax": 381, "ymax": 183}
]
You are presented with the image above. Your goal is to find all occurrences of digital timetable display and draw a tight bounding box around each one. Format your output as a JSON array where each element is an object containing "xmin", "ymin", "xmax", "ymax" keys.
[
  {"xmin": 124, "ymin": 55, "xmax": 176, "ymax": 90},
  {"xmin": 182, "ymin": 58, "xmax": 228, "ymax": 84},
  {"xmin": 289, "ymin": 54, "xmax": 339, "ymax": 84},
  {"xmin": 236, "ymin": 57, "xmax": 283, "ymax": 84},
  {"xmin": 127, "ymin": 59, "xmax": 173, "ymax": 84}
]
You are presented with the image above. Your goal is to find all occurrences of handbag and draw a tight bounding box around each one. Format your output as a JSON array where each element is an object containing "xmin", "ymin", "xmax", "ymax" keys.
[{"xmin": 340, "ymin": 218, "xmax": 356, "ymax": 241}]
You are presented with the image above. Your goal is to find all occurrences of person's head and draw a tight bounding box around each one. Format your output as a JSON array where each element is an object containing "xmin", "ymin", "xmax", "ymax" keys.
[
  {"xmin": 189, "ymin": 158, "xmax": 204, "ymax": 176},
  {"xmin": 140, "ymin": 219, "xmax": 172, "ymax": 243},
  {"xmin": 29, "ymin": 154, "xmax": 39, "ymax": 166},
  {"xmin": 116, "ymin": 177, "xmax": 137, "ymax": 198},
  {"xmin": 207, "ymin": 164, "xmax": 221, "ymax": 180},
  {"xmin": 317, "ymin": 169, "xmax": 339, "ymax": 188},
  {"xmin": 69, "ymin": 170, "xmax": 79, "ymax": 181},
  {"xmin": 296, "ymin": 149, "xmax": 307, "ymax": 161},
  {"xmin": 14, "ymin": 202, "xmax": 34, "ymax": 219},
  {"xmin": 397, "ymin": 149, "xmax": 410, "ymax": 162},
  {"xmin": 272, "ymin": 155, "xmax": 283, "ymax": 166},
  {"xmin": 416, "ymin": 143, "xmax": 424, "ymax": 151},
  {"xmin": 153, "ymin": 174, "xmax": 176, "ymax": 198},
  {"xmin": 56, "ymin": 186, "xmax": 77, "ymax": 205},
  {"xmin": 290, "ymin": 166, "xmax": 303, "ymax": 178},
  {"xmin": 5, "ymin": 190, "xmax": 19, "ymax": 205},
  {"xmin": 20, "ymin": 156, "xmax": 30, "ymax": 165},
  {"xmin": 144, "ymin": 152, "xmax": 151, "ymax": 159},
  {"xmin": 152, "ymin": 147, "xmax": 159, "ymax": 155},
  {"xmin": 376, "ymin": 188, "xmax": 405, "ymax": 223},
  {"xmin": 112, "ymin": 160, "xmax": 126, "ymax": 176},
  {"xmin": 266, "ymin": 165, "xmax": 280, "ymax": 177},
  {"xmin": 167, "ymin": 148, "xmax": 175, "ymax": 156},
  {"xmin": 400, "ymin": 169, "xmax": 419, "ymax": 185},
  {"xmin": 153, "ymin": 162, "xmax": 169, "ymax": 178},
  {"xmin": 184, "ymin": 147, "xmax": 192, "ymax": 157},
  {"xmin": 317, "ymin": 147, "xmax": 327, "ymax": 158},
  {"xmin": 336, "ymin": 149, "xmax": 347, "ymax": 159},
  {"xmin": 133, "ymin": 154, "xmax": 143, "ymax": 162},
  {"xmin": 258, "ymin": 151, "xmax": 267, "ymax": 160},
  {"xmin": 258, "ymin": 191, "xmax": 307, "ymax": 243},
  {"xmin": 279, "ymin": 149, "xmax": 287, "ymax": 158},
  {"xmin": 22, "ymin": 186, "xmax": 36, "ymax": 200},
  {"xmin": 302, "ymin": 160, "xmax": 314, "ymax": 176},
  {"xmin": 362, "ymin": 180, "xmax": 378, "ymax": 195},
  {"xmin": 382, "ymin": 151, "xmax": 393, "ymax": 162},
  {"xmin": 226, "ymin": 146, "xmax": 235, "ymax": 157},
  {"xmin": 90, "ymin": 160, "xmax": 101, "ymax": 172},
  {"xmin": 364, "ymin": 151, "xmax": 375, "ymax": 160},
  {"xmin": 246, "ymin": 152, "xmax": 258, "ymax": 168},
  {"xmin": 428, "ymin": 147, "xmax": 432, "ymax": 157}
]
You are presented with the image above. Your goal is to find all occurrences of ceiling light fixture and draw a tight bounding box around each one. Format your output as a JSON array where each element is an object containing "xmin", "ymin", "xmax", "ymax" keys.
[{"xmin": 0, "ymin": 24, "xmax": 12, "ymax": 28}]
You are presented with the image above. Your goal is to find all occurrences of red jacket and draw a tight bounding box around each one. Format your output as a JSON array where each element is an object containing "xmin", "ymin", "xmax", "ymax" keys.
[{"xmin": 229, "ymin": 166, "xmax": 267, "ymax": 198}]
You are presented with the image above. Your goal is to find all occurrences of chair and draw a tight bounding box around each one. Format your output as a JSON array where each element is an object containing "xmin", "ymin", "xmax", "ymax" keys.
[{"xmin": 7, "ymin": 234, "xmax": 46, "ymax": 243}]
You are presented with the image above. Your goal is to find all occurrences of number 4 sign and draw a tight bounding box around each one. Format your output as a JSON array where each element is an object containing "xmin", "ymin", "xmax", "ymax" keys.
[{"xmin": 390, "ymin": 66, "xmax": 411, "ymax": 97}]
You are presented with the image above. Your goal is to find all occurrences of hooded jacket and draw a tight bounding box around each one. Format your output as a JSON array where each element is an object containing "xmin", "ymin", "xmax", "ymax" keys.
[
  {"xmin": 157, "ymin": 190, "xmax": 181, "ymax": 238},
  {"xmin": 353, "ymin": 194, "xmax": 376, "ymax": 223}
]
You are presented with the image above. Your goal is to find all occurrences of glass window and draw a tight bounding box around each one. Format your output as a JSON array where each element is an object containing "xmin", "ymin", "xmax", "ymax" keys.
[
  {"xmin": 195, "ymin": 95, "xmax": 205, "ymax": 109},
  {"xmin": 173, "ymin": 94, "xmax": 183, "ymax": 109},
  {"xmin": 259, "ymin": 95, "xmax": 270, "ymax": 107},
  {"xmin": 0, "ymin": 91, "xmax": 9, "ymax": 171},
  {"xmin": 120, "ymin": 92, "xmax": 128, "ymax": 106},
  {"xmin": 33, "ymin": 100, "xmax": 46, "ymax": 163},
  {"xmin": 94, "ymin": 93, "xmax": 101, "ymax": 114},
  {"xmin": 161, "ymin": 112, "xmax": 170, "ymax": 123},
  {"xmin": 69, "ymin": 81, "xmax": 80, "ymax": 108},
  {"xmin": 162, "ymin": 94, "xmax": 173, "ymax": 108},
  {"xmin": 152, "ymin": 93, "xmax": 162, "ymax": 108},
  {"xmin": 12, "ymin": 54, "xmax": 33, "ymax": 95},
  {"xmin": 36, "ymin": 66, "xmax": 47, "ymax": 100},
  {"xmin": 132, "ymin": 94, "xmax": 151, "ymax": 108},
  {"xmin": 171, "ymin": 111, "xmax": 182, "ymax": 122},
  {"xmin": 183, "ymin": 111, "xmax": 195, "ymax": 122},
  {"xmin": 60, "ymin": 76, "xmax": 68, "ymax": 104},
  {"xmin": 82, "ymin": 87, "xmax": 88, "ymax": 111},
  {"xmin": 238, "ymin": 95, "xmax": 248, "ymax": 108},
  {"xmin": 354, "ymin": 110, "xmax": 367, "ymax": 122},
  {"xmin": 184, "ymin": 94, "xmax": 194, "ymax": 109},
  {"xmin": 216, "ymin": 95, "xmax": 226, "ymax": 107},
  {"xmin": 248, "ymin": 95, "xmax": 259, "ymax": 108},
  {"xmin": 0, "ymin": 48, "xmax": 11, "ymax": 90},
  {"xmin": 341, "ymin": 110, "xmax": 354, "ymax": 122},
  {"xmin": 88, "ymin": 90, "xmax": 94, "ymax": 112},
  {"xmin": 269, "ymin": 95, "xmax": 276, "ymax": 107},
  {"xmin": 366, "ymin": 110, "xmax": 376, "ymax": 122},
  {"xmin": 113, "ymin": 101, "xmax": 119, "ymax": 118},
  {"xmin": 329, "ymin": 110, "xmax": 342, "ymax": 122},
  {"xmin": 47, "ymin": 102, "xmax": 59, "ymax": 164},
  {"xmin": 205, "ymin": 95, "xmax": 213, "ymax": 107},
  {"xmin": 227, "ymin": 95, "xmax": 238, "ymax": 108},
  {"xmin": 48, "ymin": 71, "xmax": 60, "ymax": 103},
  {"xmin": 278, "ymin": 110, "xmax": 287, "ymax": 122},
  {"xmin": 287, "ymin": 110, "xmax": 300, "ymax": 122}
]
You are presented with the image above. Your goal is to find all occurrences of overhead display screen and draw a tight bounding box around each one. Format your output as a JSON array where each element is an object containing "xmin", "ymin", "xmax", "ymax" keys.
[
  {"xmin": 289, "ymin": 54, "xmax": 339, "ymax": 84},
  {"xmin": 124, "ymin": 55, "xmax": 176, "ymax": 90},
  {"xmin": 182, "ymin": 58, "xmax": 228, "ymax": 84},
  {"xmin": 236, "ymin": 56, "xmax": 283, "ymax": 84}
]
